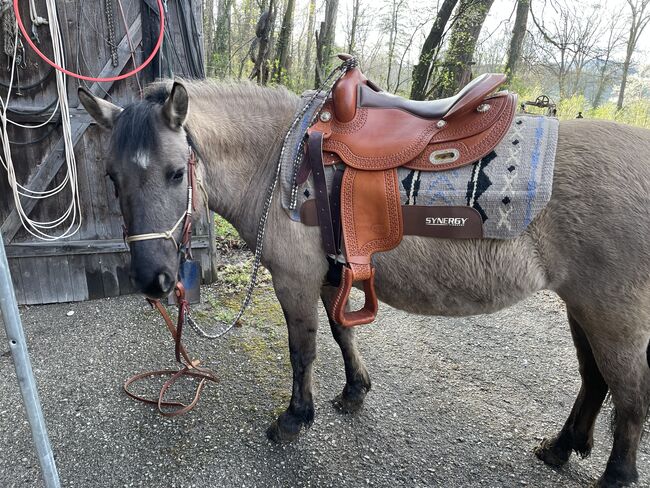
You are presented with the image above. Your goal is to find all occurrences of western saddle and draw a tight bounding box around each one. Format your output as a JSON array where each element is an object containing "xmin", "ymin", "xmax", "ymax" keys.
[{"xmin": 304, "ymin": 55, "xmax": 516, "ymax": 327}]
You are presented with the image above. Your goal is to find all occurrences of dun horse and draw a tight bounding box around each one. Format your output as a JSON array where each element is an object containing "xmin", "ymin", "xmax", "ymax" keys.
[{"xmin": 78, "ymin": 80, "xmax": 650, "ymax": 487}]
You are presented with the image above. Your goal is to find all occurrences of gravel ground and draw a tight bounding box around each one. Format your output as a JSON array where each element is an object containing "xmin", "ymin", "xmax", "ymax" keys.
[{"xmin": 1, "ymin": 285, "xmax": 648, "ymax": 488}]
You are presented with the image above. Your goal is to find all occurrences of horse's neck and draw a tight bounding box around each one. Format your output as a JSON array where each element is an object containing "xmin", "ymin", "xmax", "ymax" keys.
[{"xmin": 185, "ymin": 86, "xmax": 298, "ymax": 245}]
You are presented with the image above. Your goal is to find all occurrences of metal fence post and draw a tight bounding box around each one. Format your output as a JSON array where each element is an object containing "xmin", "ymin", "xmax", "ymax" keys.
[{"xmin": 0, "ymin": 236, "xmax": 60, "ymax": 488}]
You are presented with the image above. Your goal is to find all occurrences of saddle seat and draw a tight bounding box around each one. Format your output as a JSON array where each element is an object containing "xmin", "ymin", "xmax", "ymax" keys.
[
  {"xmin": 356, "ymin": 73, "xmax": 509, "ymax": 120},
  {"xmin": 304, "ymin": 56, "xmax": 517, "ymax": 328}
]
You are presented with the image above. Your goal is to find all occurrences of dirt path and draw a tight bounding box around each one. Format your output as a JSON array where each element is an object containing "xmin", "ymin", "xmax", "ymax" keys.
[{"xmin": 1, "ymin": 282, "xmax": 647, "ymax": 487}]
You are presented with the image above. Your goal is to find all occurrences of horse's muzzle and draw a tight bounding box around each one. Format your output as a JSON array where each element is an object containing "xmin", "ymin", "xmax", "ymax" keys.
[{"xmin": 131, "ymin": 269, "xmax": 176, "ymax": 299}]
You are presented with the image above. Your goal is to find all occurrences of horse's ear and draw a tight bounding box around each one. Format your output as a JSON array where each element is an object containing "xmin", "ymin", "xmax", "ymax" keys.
[
  {"xmin": 162, "ymin": 82, "xmax": 189, "ymax": 130},
  {"xmin": 78, "ymin": 87, "xmax": 122, "ymax": 130}
]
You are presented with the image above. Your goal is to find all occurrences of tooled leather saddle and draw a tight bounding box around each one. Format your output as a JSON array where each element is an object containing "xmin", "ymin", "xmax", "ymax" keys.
[{"xmin": 303, "ymin": 55, "xmax": 516, "ymax": 327}]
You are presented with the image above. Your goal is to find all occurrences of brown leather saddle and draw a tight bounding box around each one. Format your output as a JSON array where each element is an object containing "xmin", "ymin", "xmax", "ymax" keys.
[{"xmin": 304, "ymin": 56, "xmax": 516, "ymax": 327}]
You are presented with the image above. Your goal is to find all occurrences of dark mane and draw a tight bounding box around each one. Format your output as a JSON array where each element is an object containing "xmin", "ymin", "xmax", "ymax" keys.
[{"xmin": 111, "ymin": 85, "xmax": 172, "ymax": 162}]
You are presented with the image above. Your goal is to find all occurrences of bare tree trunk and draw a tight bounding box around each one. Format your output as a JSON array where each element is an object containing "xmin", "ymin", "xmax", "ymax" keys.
[
  {"xmin": 302, "ymin": 0, "xmax": 316, "ymax": 86},
  {"xmin": 347, "ymin": 0, "xmax": 360, "ymax": 54},
  {"xmin": 385, "ymin": 0, "xmax": 406, "ymax": 91},
  {"xmin": 213, "ymin": 0, "xmax": 233, "ymax": 78},
  {"xmin": 204, "ymin": 0, "xmax": 216, "ymax": 76},
  {"xmin": 617, "ymin": 0, "xmax": 650, "ymax": 110},
  {"xmin": 410, "ymin": 0, "xmax": 458, "ymax": 100},
  {"xmin": 504, "ymin": 0, "xmax": 529, "ymax": 80},
  {"xmin": 432, "ymin": 0, "xmax": 494, "ymax": 98},
  {"xmin": 272, "ymin": 0, "xmax": 296, "ymax": 83},
  {"xmin": 250, "ymin": 1, "xmax": 276, "ymax": 84},
  {"xmin": 315, "ymin": 0, "xmax": 339, "ymax": 87}
]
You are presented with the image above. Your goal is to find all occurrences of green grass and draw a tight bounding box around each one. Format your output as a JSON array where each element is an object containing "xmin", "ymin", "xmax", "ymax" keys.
[{"xmin": 214, "ymin": 214, "xmax": 244, "ymax": 249}]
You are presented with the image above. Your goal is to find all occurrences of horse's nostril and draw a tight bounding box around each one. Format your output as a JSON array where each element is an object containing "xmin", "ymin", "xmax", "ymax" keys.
[{"xmin": 157, "ymin": 272, "xmax": 175, "ymax": 295}]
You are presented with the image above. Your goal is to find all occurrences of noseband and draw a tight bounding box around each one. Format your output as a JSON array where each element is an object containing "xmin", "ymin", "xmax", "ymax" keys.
[{"xmin": 123, "ymin": 146, "xmax": 197, "ymax": 254}]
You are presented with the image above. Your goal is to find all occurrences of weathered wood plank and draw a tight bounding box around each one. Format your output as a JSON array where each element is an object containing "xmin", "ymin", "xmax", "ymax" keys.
[
  {"xmin": 1, "ymin": 15, "xmax": 143, "ymax": 244},
  {"xmin": 5, "ymin": 236, "xmax": 212, "ymax": 258},
  {"xmin": 46, "ymin": 256, "xmax": 74, "ymax": 303},
  {"xmin": 67, "ymin": 255, "xmax": 89, "ymax": 302},
  {"xmin": 18, "ymin": 258, "xmax": 44, "ymax": 305},
  {"xmin": 7, "ymin": 257, "xmax": 26, "ymax": 305}
]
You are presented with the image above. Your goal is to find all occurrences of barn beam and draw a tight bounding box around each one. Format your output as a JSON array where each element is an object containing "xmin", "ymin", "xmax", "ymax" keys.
[{"xmin": 1, "ymin": 15, "xmax": 143, "ymax": 244}]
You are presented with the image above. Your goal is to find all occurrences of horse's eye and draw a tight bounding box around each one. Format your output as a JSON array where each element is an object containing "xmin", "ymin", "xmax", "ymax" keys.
[{"xmin": 169, "ymin": 169, "xmax": 185, "ymax": 182}]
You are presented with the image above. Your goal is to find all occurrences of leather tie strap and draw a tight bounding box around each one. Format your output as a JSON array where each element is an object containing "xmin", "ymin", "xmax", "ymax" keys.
[{"xmin": 308, "ymin": 132, "xmax": 337, "ymax": 256}]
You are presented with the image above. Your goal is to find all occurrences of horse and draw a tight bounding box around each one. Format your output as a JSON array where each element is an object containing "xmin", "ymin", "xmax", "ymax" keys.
[{"xmin": 78, "ymin": 79, "xmax": 650, "ymax": 488}]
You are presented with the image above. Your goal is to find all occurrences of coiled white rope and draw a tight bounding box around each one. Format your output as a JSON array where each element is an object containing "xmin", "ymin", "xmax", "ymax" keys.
[{"xmin": 0, "ymin": 0, "xmax": 81, "ymax": 240}]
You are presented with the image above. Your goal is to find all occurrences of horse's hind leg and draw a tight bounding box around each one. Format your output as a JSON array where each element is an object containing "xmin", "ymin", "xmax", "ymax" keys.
[
  {"xmin": 321, "ymin": 286, "xmax": 371, "ymax": 413},
  {"xmin": 589, "ymin": 327, "xmax": 650, "ymax": 487},
  {"xmin": 535, "ymin": 310, "xmax": 609, "ymax": 466}
]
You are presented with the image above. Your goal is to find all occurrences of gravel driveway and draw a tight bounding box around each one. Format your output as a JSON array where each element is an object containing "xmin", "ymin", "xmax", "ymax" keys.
[{"xmin": 1, "ymin": 284, "xmax": 648, "ymax": 487}]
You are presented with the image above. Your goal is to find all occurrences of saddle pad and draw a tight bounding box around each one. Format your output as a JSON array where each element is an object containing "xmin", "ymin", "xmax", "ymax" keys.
[{"xmin": 283, "ymin": 113, "xmax": 559, "ymax": 239}]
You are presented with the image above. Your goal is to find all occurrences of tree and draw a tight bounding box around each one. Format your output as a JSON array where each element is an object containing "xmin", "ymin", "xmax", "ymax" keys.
[
  {"xmin": 592, "ymin": 12, "xmax": 625, "ymax": 107},
  {"xmin": 250, "ymin": 2, "xmax": 277, "ymax": 84},
  {"xmin": 347, "ymin": 0, "xmax": 362, "ymax": 54},
  {"xmin": 410, "ymin": 0, "xmax": 459, "ymax": 100},
  {"xmin": 212, "ymin": 0, "xmax": 233, "ymax": 78},
  {"xmin": 272, "ymin": 0, "xmax": 297, "ymax": 83},
  {"xmin": 315, "ymin": 0, "xmax": 339, "ymax": 87},
  {"xmin": 302, "ymin": 0, "xmax": 317, "ymax": 86},
  {"xmin": 617, "ymin": 0, "xmax": 650, "ymax": 110},
  {"xmin": 385, "ymin": 0, "xmax": 407, "ymax": 90},
  {"xmin": 204, "ymin": 0, "xmax": 216, "ymax": 75},
  {"xmin": 531, "ymin": 1, "xmax": 602, "ymax": 99},
  {"xmin": 504, "ymin": 0, "xmax": 530, "ymax": 80},
  {"xmin": 431, "ymin": 0, "xmax": 495, "ymax": 99}
]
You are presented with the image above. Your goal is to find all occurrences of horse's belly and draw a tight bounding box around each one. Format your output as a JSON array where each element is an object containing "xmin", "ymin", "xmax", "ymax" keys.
[{"xmin": 369, "ymin": 235, "xmax": 548, "ymax": 317}]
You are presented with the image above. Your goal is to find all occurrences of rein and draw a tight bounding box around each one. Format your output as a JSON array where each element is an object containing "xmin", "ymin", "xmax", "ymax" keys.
[{"xmin": 123, "ymin": 145, "xmax": 218, "ymax": 416}]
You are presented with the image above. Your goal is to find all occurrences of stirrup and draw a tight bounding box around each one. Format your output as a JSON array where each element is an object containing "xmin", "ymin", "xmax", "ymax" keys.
[{"xmin": 332, "ymin": 266, "xmax": 378, "ymax": 327}]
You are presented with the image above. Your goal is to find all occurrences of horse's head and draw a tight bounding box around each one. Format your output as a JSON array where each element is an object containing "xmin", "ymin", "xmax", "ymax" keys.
[{"xmin": 79, "ymin": 83, "xmax": 193, "ymax": 299}]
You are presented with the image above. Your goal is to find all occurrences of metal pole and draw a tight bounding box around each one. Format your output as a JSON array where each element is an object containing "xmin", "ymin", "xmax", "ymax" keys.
[{"xmin": 0, "ymin": 236, "xmax": 60, "ymax": 488}]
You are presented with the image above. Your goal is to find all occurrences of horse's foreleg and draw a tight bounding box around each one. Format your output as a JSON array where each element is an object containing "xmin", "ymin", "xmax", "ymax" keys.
[
  {"xmin": 266, "ymin": 273, "xmax": 320, "ymax": 443},
  {"xmin": 321, "ymin": 286, "xmax": 371, "ymax": 413},
  {"xmin": 535, "ymin": 310, "xmax": 608, "ymax": 466}
]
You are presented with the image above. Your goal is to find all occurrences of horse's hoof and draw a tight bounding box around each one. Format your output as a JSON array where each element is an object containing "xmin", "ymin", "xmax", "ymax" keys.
[
  {"xmin": 332, "ymin": 392, "xmax": 365, "ymax": 413},
  {"xmin": 266, "ymin": 419, "xmax": 300, "ymax": 444},
  {"xmin": 534, "ymin": 438, "xmax": 571, "ymax": 467},
  {"xmin": 590, "ymin": 478, "xmax": 634, "ymax": 488},
  {"xmin": 591, "ymin": 467, "xmax": 639, "ymax": 487}
]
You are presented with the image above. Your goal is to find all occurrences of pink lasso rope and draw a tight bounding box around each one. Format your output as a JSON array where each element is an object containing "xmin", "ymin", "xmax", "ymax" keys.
[{"xmin": 13, "ymin": 0, "xmax": 165, "ymax": 82}]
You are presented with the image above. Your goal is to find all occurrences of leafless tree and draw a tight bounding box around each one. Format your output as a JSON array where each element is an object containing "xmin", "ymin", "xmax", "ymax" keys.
[
  {"xmin": 592, "ymin": 9, "xmax": 626, "ymax": 107},
  {"xmin": 617, "ymin": 0, "xmax": 650, "ymax": 110},
  {"xmin": 504, "ymin": 0, "xmax": 530, "ymax": 80},
  {"xmin": 531, "ymin": 1, "xmax": 602, "ymax": 99}
]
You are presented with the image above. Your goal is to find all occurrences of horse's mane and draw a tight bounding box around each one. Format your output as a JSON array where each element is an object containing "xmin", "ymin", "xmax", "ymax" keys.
[{"xmin": 111, "ymin": 79, "xmax": 299, "ymax": 163}]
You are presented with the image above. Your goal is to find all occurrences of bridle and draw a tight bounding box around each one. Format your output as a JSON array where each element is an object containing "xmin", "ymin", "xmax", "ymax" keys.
[
  {"xmin": 123, "ymin": 144, "xmax": 198, "ymax": 255},
  {"xmin": 121, "ymin": 142, "xmax": 218, "ymax": 417}
]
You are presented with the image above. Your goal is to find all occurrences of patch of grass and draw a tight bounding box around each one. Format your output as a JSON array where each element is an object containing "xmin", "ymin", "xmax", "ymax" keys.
[{"xmin": 214, "ymin": 215, "xmax": 245, "ymax": 249}]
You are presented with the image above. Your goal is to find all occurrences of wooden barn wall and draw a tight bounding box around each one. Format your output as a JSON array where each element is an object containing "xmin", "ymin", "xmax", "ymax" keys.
[{"xmin": 0, "ymin": 0, "xmax": 215, "ymax": 305}]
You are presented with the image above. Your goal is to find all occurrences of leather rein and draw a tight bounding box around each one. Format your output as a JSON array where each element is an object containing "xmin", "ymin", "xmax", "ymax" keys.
[{"xmin": 122, "ymin": 145, "xmax": 218, "ymax": 417}]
